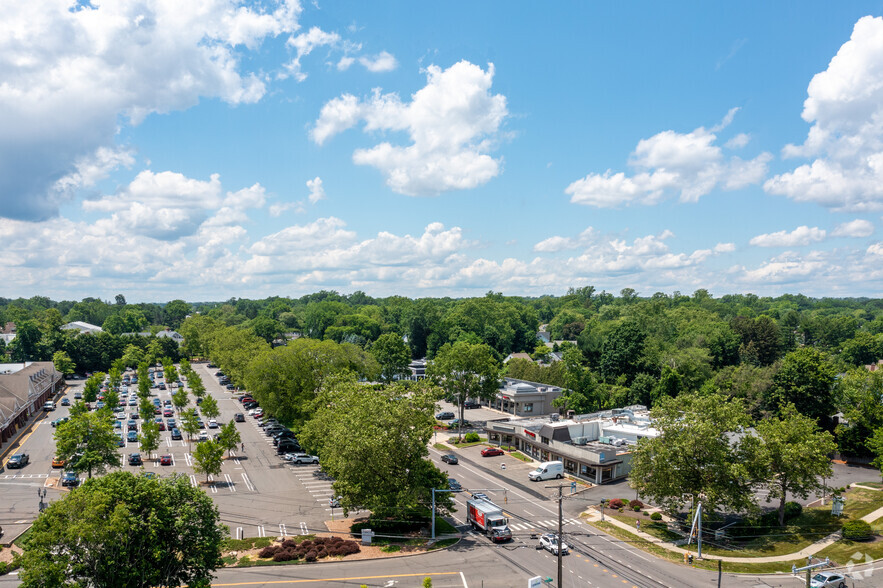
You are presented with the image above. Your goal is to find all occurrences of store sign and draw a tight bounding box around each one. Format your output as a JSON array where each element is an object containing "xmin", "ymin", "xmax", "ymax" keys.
[{"xmin": 525, "ymin": 430, "xmax": 536, "ymax": 438}]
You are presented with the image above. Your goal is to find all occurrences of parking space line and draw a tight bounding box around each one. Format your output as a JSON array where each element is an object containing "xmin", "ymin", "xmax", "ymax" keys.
[
  {"xmin": 257, "ymin": 525, "xmax": 265, "ymax": 537},
  {"xmin": 279, "ymin": 523, "xmax": 287, "ymax": 537},
  {"xmin": 224, "ymin": 473, "xmax": 235, "ymax": 492},
  {"xmin": 299, "ymin": 522, "xmax": 308, "ymax": 535},
  {"xmin": 241, "ymin": 473, "xmax": 255, "ymax": 492}
]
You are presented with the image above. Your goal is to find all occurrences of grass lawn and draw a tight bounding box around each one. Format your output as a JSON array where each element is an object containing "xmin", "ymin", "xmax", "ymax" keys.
[
  {"xmin": 586, "ymin": 519, "xmax": 803, "ymax": 574},
  {"xmin": 818, "ymin": 536, "xmax": 883, "ymax": 565},
  {"xmin": 433, "ymin": 442, "xmax": 451, "ymax": 451},
  {"xmin": 609, "ymin": 514, "xmax": 681, "ymax": 542},
  {"xmin": 857, "ymin": 481, "xmax": 883, "ymax": 489},
  {"xmin": 508, "ymin": 451, "xmax": 532, "ymax": 463},
  {"xmin": 446, "ymin": 438, "xmax": 486, "ymax": 448}
]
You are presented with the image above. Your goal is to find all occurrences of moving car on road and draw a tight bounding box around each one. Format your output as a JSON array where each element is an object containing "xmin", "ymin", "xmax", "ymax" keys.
[
  {"xmin": 234, "ymin": 413, "xmax": 245, "ymax": 422},
  {"xmin": 7, "ymin": 453, "xmax": 29, "ymax": 468},
  {"xmin": 539, "ymin": 533, "xmax": 569, "ymax": 555},
  {"xmin": 61, "ymin": 471, "xmax": 80, "ymax": 487},
  {"xmin": 441, "ymin": 454, "xmax": 459, "ymax": 464},
  {"xmin": 810, "ymin": 572, "xmax": 847, "ymax": 588}
]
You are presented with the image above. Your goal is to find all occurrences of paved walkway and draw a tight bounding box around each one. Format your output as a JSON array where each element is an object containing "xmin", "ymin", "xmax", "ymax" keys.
[{"xmin": 582, "ymin": 503, "xmax": 874, "ymax": 564}]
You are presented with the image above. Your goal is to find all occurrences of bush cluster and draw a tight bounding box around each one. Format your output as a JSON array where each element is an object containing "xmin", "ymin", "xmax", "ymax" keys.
[
  {"xmin": 650, "ymin": 512, "xmax": 662, "ymax": 521},
  {"xmin": 607, "ymin": 499, "xmax": 625, "ymax": 509},
  {"xmin": 842, "ymin": 520, "xmax": 873, "ymax": 541},
  {"xmin": 463, "ymin": 432, "xmax": 480, "ymax": 443},
  {"xmin": 629, "ymin": 499, "xmax": 644, "ymax": 510},
  {"xmin": 258, "ymin": 536, "xmax": 361, "ymax": 562}
]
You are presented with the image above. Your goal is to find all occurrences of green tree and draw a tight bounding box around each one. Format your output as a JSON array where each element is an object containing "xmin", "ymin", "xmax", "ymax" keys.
[
  {"xmin": 244, "ymin": 338, "xmax": 379, "ymax": 424},
  {"xmin": 138, "ymin": 419, "xmax": 161, "ymax": 462},
  {"xmin": 18, "ymin": 471, "xmax": 225, "ymax": 588},
  {"xmin": 768, "ymin": 347, "xmax": 837, "ymax": 421},
  {"xmin": 427, "ymin": 341, "xmax": 500, "ymax": 439},
  {"xmin": 199, "ymin": 394, "xmax": 220, "ymax": 420},
  {"xmin": 747, "ymin": 404, "xmax": 835, "ymax": 526},
  {"xmin": 216, "ymin": 420, "xmax": 241, "ymax": 458},
  {"xmin": 83, "ymin": 374, "xmax": 101, "ymax": 403},
  {"xmin": 180, "ymin": 408, "xmax": 200, "ymax": 448},
  {"xmin": 189, "ymin": 374, "xmax": 206, "ymax": 399},
  {"xmin": 836, "ymin": 369, "xmax": 883, "ymax": 456},
  {"xmin": 53, "ymin": 411, "xmax": 121, "ymax": 478},
  {"xmin": 371, "ymin": 333, "xmax": 412, "ymax": 383},
  {"xmin": 300, "ymin": 377, "xmax": 453, "ymax": 517},
  {"xmin": 52, "ymin": 350, "xmax": 76, "ymax": 376},
  {"xmin": 599, "ymin": 321, "xmax": 646, "ymax": 384},
  {"xmin": 192, "ymin": 439, "xmax": 224, "ymax": 483},
  {"xmin": 163, "ymin": 299, "xmax": 191, "ymax": 330},
  {"xmin": 121, "ymin": 344, "xmax": 145, "ymax": 369},
  {"xmin": 629, "ymin": 392, "xmax": 754, "ymax": 515},
  {"xmin": 172, "ymin": 387, "xmax": 189, "ymax": 413},
  {"xmin": 250, "ymin": 316, "xmax": 284, "ymax": 344}
]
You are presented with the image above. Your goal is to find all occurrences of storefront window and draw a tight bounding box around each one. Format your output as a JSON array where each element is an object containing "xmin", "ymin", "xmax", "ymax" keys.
[{"xmin": 523, "ymin": 403, "xmax": 533, "ymax": 413}]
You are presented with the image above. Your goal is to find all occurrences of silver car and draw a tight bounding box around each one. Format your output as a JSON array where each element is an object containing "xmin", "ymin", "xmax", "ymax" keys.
[
  {"xmin": 539, "ymin": 533, "xmax": 569, "ymax": 555},
  {"xmin": 287, "ymin": 453, "xmax": 319, "ymax": 465}
]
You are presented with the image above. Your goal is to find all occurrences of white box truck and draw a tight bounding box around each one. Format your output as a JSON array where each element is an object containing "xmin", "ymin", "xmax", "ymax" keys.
[
  {"xmin": 466, "ymin": 498, "xmax": 512, "ymax": 542},
  {"xmin": 528, "ymin": 460, "xmax": 564, "ymax": 481}
]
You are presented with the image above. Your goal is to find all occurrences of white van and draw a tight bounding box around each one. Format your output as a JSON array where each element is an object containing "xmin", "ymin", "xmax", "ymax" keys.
[
  {"xmin": 43, "ymin": 401, "xmax": 56, "ymax": 411},
  {"xmin": 528, "ymin": 460, "xmax": 564, "ymax": 481}
]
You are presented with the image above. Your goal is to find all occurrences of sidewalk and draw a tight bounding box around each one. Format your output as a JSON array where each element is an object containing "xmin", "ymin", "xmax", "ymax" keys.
[{"xmin": 583, "ymin": 507, "xmax": 843, "ymax": 564}]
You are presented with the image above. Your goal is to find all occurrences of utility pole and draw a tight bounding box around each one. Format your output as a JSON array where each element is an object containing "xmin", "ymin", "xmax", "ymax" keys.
[{"xmin": 545, "ymin": 482, "xmax": 569, "ymax": 588}]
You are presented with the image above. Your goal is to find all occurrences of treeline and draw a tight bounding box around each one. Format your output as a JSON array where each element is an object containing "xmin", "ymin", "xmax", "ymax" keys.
[{"xmin": 5, "ymin": 288, "xmax": 883, "ymax": 456}]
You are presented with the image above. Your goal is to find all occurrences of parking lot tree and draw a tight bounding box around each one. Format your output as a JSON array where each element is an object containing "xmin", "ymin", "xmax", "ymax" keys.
[
  {"xmin": 138, "ymin": 419, "xmax": 161, "ymax": 462},
  {"xmin": 83, "ymin": 373, "xmax": 101, "ymax": 403},
  {"xmin": 199, "ymin": 394, "xmax": 220, "ymax": 420},
  {"xmin": 193, "ymin": 439, "xmax": 224, "ymax": 483},
  {"xmin": 18, "ymin": 471, "xmax": 225, "ymax": 588},
  {"xmin": 180, "ymin": 408, "xmax": 200, "ymax": 448},
  {"xmin": 52, "ymin": 350, "xmax": 76, "ymax": 377},
  {"xmin": 54, "ymin": 410, "xmax": 121, "ymax": 479},
  {"xmin": 629, "ymin": 391, "xmax": 755, "ymax": 515},
  {"xmin": 172, "ymin": 387, "xmax": 189, "ymax": 412},
  {"xmin": 427, "ymin": 341, "xmax": 500, "ymax": 440},
  {"xmin": 179, "ymin": 357, "xmax": 191, "ymax": 376},
  {"xmin": 244, "ymin": 337, "xmax": 379, "ymax": 424},
  {"xmin": 102, "ymin": 387, "xmax": 119, "ymax": 415},
  {"xmin": 301, "ymin": 376, "xmax": 453, "ymax": 517},
  {"xmin": 216, "ymin": 421, "xmax": 241, "ymax": 458},
  {"xmin": 370, "ymin": 333, "xmax": 412, "ymax": 383},
  {"xmin": 746, "ymin": 403, "xmax": 835, "ymax": 526},
  {"xmin": 189, "ymin": 373, "xmax": 206, "ymax": 399},
  {"xmin": 139, "ymin": 396, "xmax": 155, "ymax": 423},
  {"xmin": 163, "ymin": 359, "xmax": 178, "ymax": 385}
]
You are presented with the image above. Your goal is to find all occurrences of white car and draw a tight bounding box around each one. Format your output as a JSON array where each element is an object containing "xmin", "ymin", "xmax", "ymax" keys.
[
  {"xmin": 207, "ymin": 419, "xmax": 218, "ymax": 429},
  {"xmin": 810, "ymin": 572, "xmax": 847, "ymax": 588},
  {"xmin": 198, "ymin": 431, "xmax": 209, "ymax": 441},
  {"xmin": 539, "ymin": 534, "xmax": 569, "ymax": 555},
  {"xmin": 288, "ymin": 453, "xmax": 319, "ymax": 465}
]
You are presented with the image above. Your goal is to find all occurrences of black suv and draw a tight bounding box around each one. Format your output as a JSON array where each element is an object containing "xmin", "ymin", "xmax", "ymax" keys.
[
  {"xmin": 128, "ymin": 453, "xmax": 143, "ymax": 466},
  {"xmin": 276, "ymin": 439, "xmax": 301, "ymax": 454}
]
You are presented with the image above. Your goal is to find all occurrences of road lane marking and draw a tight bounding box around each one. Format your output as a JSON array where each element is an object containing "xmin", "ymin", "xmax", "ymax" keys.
[{"xmin": 211, "ymin": 572, "xmax": 464, "ymax": 586}]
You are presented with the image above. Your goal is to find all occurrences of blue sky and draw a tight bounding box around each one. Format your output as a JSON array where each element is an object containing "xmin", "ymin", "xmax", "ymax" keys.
[{"xmin": 3, "ymin": 1, "xmax": 883, "ymax": 301}]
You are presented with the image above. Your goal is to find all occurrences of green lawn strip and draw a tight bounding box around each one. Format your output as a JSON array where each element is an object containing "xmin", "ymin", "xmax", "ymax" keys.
[
  {"xmin": 817, "ymin": 537, "xmax": 883, "ymax": 565},
  {"xmin": 222, "ymin": 536, "xmax": 273, "ymax": 551},
  {"xmin": 839, "ymin": 488, "xmax": 883, "ymax": 519},
  {"xmin": 433, "ymin": 443, "xmax": 452, "ymax": 451},
  {"xmin": 508, "ymin": 451, "xmax": 532, "ymax": 463},
  {"xmin": 586, "ymin": 519, "xmax": 802, "ymax": 574},
  {"xmin": 856, "ymin": 481, "xmax": 883, "ymax": 489},
  {"xmin": 446, "ymin": 439, "xmax": 487, "ymax": 448},
  {"xmin": 608, "ymin": 514, "xmax": 681, "ymax": 542}
]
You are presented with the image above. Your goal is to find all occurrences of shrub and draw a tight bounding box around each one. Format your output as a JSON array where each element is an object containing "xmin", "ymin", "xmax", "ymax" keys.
[
  {"xmin": 305, "ymin": 550, "xmax": 318, "ymax": 562},
  {"xmin": 317, "ymin": 548, "xmax": 328, "ymax": 558},
  {"xmin": 464, "ymin": 432, "xmax": 480, "ymax": 443},
  {"xmin": 258, "ymin": 546, "xmax": 277, "ymax": 559},
  {"xmin": 783, "ymin": 501, "xmax": 802, "ymax": 522},
  {"xmin": 650, "ymin": 512, "xmax": 662, "ymax": 521},
  {"xmin": 842, "ymin": 520, "xmax": 873, "ymax": 541},
  {"xmin": 0, "ymin": 562, "xmax": 7, "ymax": 576},
  {"xmin": 629, "ymin": 500, "xmax": 644, "ymax": 509},
  {"xmin": 607, "ymin": 499, "xmax": 625, "ymax": 509},
  {"xmin": 633, "ymin": 506, "xmax": 641, "ymax": 512},
  {"xmin": 299, "ymin": 540, "xmax": 313, "ymax": 550},
  {"xmin": 282, "ymin": 539, "xmax": 296, "ymax": 549},
  {"xmin": 272, "ymin": 551, "xmax": 288, "ymax": 562},
  {"xmin": 618, "ymin": 507, "xmax": 624, "ymax": 513}
]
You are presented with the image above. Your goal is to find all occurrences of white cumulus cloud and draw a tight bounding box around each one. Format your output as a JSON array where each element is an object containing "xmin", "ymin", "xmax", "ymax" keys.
[
  {"xmin": 311, "ymin": 60, "xmax": 508, "ymax": 196},
  {"xmin": 832, "ymin": 219, "xmax": 875, "ymax": 238},
  {"xmin": 0, "ymin": 0, "xmax": 301, "ymax": 222},
  {"xmin": 307, "ymin": 177, "xmax": 326, "ymax": 203},
  {"xmin": 359, "ymin": 51, "xmax": 398, "ymax": 72},
  {"xmin": 749, "ymin": 226, "xmax": 827, "ymax": 247},
  {"xmin": 566, "ymin": 109, "xmax": 772, "ymax": 207},
  {"xmin": 765, "ymin": 16, "xmax": 883, "ymax": 211}
]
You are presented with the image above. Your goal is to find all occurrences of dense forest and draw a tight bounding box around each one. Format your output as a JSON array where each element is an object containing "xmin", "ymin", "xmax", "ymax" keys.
[{"xmin": 3, "ymin": 288, "xmax": 883, "ymax": 458}]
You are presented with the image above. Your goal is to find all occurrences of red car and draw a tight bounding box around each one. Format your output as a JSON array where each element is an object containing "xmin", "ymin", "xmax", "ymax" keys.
[
  {"xmin": 163, "ymin": 408, "xmax": 173, "ymax": 417},
  {"xmin": 160, "ymin": 455, "xmax": 173, "ymax": 466},
  {"xmin": 481, "ymin": 447, "xmax": 505, "ymax": 457}
]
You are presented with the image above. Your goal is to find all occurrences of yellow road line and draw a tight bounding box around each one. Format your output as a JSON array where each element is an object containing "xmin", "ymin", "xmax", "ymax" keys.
[{"xmin": 212, "ymin": 572, "xmax": 461, "ymax": 586}]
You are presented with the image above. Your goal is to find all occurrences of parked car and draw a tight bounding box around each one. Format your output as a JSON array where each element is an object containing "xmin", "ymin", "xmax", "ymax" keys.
[
  {"xmin": 539, "ymin": 533, "xmax": 569, "ymax": 555},
  {"xmin": 447, "ymin": 419, "xmax": 470, "ymax": 430},
  {"xmin": 167, "ymin": 418, "xmax": 176, "ymax": 429},
  {"xmin": 43, "ymin": 401, "xmax": 56, "ymax": 411},
  {"xmin": 155, "ymin": 418, "xmax": 166, "ymax": 431},
  {"xmin": 435, "ymin": 411, "xmax": 455, "ymax": 420},
  {"xmin": 163, "ymin": 399, "xmax": 172, "ymax": 406},
  {"xmin": 117, "ymin": 434, "xmax": 125, "ymax": 447},
  {"xmin": 73, "ymin": 391, "xmax": 82, "ymax": 399},
  {"xmin": 127, "ymin": 420, "xmax": 137, "ymax": 431},
  {"xmin": 463, "ymin": 400, "xmax": 480, "ymax": 409},
  {"xmin": 198, "ymin": 431, "xmax": 209, "ymax": 441},
  {"xmin": 128, "ymin": 453, "xmax": 142, "ymax": 466},
  {"xmin": 127, "ymin": 430, "xmax": 138, "ymax": 442},
  {"xmin": 170, "ymin": 428, "xmax": 182, "ymax": 440},
  {"xmin": 160, "ymin": 454, "xmax": 173, "ymax": 466},
  {"xmin": 234, "ymin": 413, "xmax": 245, "ymax": 422},
  {"xmin": 481, "ymin": 447, "xmax": 505, "ymax": 457},
  {"xmin": 61, "ymin": 471, "xmax": 80, "ymax": 487},
  {"xmin": 810, "ymin": 572, "xmax": 847, "ymax": 588},
  {"xmin": 276, "ymin": 439, "xmax": 301, "ymax": 454},
  {"xmin": 52, "ymin": 457, "xmax": 66, "ymax": 468},
  {"xmin": 163, "ymin": 408, "xmax": 173, "ymax": 417},
  {"xmin": 441, "ymin": 454, "xmax": 459, "ymax": 465},
  {"xmin": 288, "ymin": 453, "xmax": 319, "ymax": 464},
  {"xmin": 239, "ymin": 396, "xmax": 254, "ymax": 404},
  {"xmin": 7, "ymin": 453, "xmax": 29, "ymax": 468},
  {"xmin": 208, "ymin": 419, "xmax": 218, "ymax": 429}
]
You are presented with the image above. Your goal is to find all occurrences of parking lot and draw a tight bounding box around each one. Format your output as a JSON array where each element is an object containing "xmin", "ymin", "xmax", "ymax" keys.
[{"xmin": 0, "ymin": 362, "xmax": 353, "ymax": 542}]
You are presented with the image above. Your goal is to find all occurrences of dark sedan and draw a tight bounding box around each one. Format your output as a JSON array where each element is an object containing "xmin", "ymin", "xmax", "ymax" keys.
[
  {"xmin": 441, "ymin": 454, "xmax": 459, "ymax": 464},
  {"xmin": 128, "ymin": 453, "xmax": 142, "ymax": 466},
  {"xmin": 7, "ymin": 453, "xmax": 29, "ymax": 468}
]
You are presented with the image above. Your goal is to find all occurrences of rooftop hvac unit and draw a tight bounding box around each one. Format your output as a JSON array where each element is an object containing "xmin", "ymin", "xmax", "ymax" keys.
[
  {"xmin": 572, "ymin": 437, "xmax": 588, "ymax": 446},
  {"xmin": 598, "ymin": 435, "xmax": 611, "ymax": 444}
]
